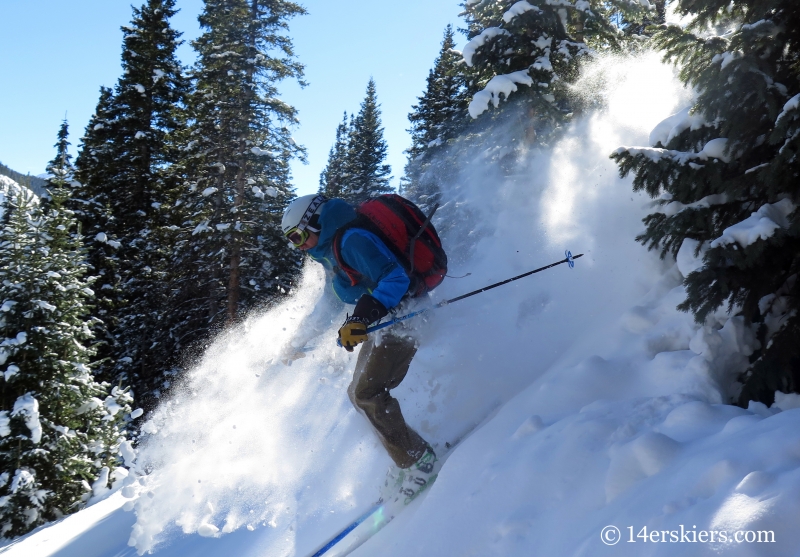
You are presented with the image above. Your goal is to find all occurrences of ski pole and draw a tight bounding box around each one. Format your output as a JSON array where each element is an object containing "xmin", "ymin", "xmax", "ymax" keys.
[{"xmin": 366, "ymin": 250, "xmax": 583, "ymax": 335}]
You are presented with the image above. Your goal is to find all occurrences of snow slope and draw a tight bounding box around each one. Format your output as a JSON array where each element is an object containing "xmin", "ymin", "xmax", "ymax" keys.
[{"xmin": 6, "ymin": 51, "xmax": 800, "ymax": 557}]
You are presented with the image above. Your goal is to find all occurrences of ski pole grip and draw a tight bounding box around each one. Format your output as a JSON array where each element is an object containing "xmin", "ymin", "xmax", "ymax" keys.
[{"xmin": 336, "ymin": 319, "xmax": 395, "ymax": 347}]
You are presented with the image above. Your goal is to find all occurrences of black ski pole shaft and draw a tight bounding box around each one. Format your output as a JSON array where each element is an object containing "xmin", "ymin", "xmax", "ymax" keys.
[
  {"xmin": 439, "ymin": 252, "xmax": 583, "ymax": 306},
  {"xmin": 366, "ymin": 252, "xmax": 583, "ymax": 334}
]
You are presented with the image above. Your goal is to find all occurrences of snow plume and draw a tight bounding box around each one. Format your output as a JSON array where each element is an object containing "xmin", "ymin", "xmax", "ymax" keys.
[
  {"xmin": 120, "ymin": 53, "xmax": 688, "ymax": 556},
  {"xmin": 127, "ymin": 265, "xmax": 378, "ymax": 554},
  {"xmin": 364, "ymin": 53, "xmax": 784, "ymax": 557},
  {"xmin": 445, "ymin": 51, "xmax": 689, "ymax": 252}
]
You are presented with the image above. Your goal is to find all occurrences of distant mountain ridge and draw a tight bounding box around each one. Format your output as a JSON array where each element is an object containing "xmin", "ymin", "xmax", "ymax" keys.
[{"xmin": 0, "ymin": 161, "xmax": 48, "ymax": 197}]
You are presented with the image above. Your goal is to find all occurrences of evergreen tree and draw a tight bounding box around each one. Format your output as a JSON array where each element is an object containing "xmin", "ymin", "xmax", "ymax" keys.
[
  {"xmin": 165, "ymin": 0, "xmax": 306, "ymax": 372},
  {"xmin": 110, "ymin": 0, "xmax": 187, "ymax": 230},
  {"xmin": 463, "ymin": 0, "xmax": 591, "ymax": 120},
  {"xmin": 46, "ymin": 119, "xmax": 74, "ymax": 188},
  {"xmin": 72, "ymin": 87, "xmax": 122, "ymax": 382},
  {"xmin": 401, "ymin": 25, "xmax": 469, "ymax": 210},
  {"xmin": 0, "ymin": 125, "xmax": 132, "ymax": 537},
  {"xmin": 108, "ymin": 0, "xmax": 188, "ymax": 408},
  {"xmin": 612, "ymin": 0, "xmax": 800, "ymax": 406},
  {"xmin": 74, "ymin": 0, "xmax": 189, "ymax": 405},
  {"xmin": 400, "ymin": 1, "xmax": 642, "ymax": 267},
  {"xmin": 319, "ymin": 112, "xmax": 351, "ymax": 198},
  {"xmin": 404, "ymin": 0, "xmax": 641, "ymax": 222},
  {"xmin": 621, "ymin": 0, "xmax": 667, "ymax": 36},
  {"xmin": 460, "ymin": 0, "xmax": 637, "ymax": 130},
  {"xmin": 337, "ymin": 78, "xmax": 392, "ymax": 204}
]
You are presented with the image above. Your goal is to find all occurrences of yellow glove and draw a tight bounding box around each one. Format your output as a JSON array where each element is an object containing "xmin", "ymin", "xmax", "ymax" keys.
[{"xmin": 338, "ymin": 316, "xmax": 369, "ymax": 352}]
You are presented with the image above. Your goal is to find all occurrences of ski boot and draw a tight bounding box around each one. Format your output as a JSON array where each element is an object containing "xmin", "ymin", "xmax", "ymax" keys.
[{"xmin": 394, "ymin": 446, "xmax": 437, "ymax": 504}]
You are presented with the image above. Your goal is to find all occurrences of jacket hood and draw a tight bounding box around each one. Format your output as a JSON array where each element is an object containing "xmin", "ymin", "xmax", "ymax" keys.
[{"xmin": 307, "ymin": 198, "xmax": 357, "ymax": 258}]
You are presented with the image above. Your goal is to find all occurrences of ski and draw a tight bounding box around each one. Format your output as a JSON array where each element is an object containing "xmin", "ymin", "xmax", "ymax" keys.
[
  {"xmin": 308, "ymin": 502, "xmax": 385, "ymax": 557},
  {"xmin": 308, "ymin": 473, "xmax": 439, "ymax": 557},
  {"xmin": 306, "ymin": 422, "xmax": 479, "ymax": 557}
]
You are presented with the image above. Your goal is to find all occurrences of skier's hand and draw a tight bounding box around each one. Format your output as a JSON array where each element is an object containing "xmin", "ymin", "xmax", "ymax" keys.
[
  {"xmin": 352, "ymin": 294, "xmax": 388, "ymax": 324},
  {"xmin": 338, "ymin": 316, "xmax": 370, "ymax": 352}
]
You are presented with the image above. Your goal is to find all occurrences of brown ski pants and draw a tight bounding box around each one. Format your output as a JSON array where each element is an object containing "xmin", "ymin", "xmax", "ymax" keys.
[{"xmin": 347, "ymin": 332, "xmax": 429, "ymax": 469}]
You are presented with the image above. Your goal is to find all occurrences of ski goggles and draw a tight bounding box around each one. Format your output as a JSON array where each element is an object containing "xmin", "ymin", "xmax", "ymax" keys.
[
  {"xmin": 285, "ymin": 194, "xmax": 327, "ymax": 247},
  {"xmin": 285, "ymin": 226, "xmax": 310, "ymax": 247}
]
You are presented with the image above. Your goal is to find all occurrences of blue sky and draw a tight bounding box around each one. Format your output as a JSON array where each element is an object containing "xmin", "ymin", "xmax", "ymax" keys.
[{"xmin": 0, "ymin": 0, "xmax": 465, "ymax": 196}]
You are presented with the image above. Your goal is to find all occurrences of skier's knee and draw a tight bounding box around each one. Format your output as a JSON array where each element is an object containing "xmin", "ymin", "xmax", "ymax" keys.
[
  {"xmin": 352, "ymin": 387, "xmax": 387, "ymax": 413},
  {"xmin": 352, "ymin": 389, "xmax": 372, "ymax": 411}
]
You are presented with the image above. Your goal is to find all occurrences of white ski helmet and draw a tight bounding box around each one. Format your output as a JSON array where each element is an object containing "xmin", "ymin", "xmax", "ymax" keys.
[{"xmin": 281, "ymin": 194, "xmax": 327, "ymax": 235}]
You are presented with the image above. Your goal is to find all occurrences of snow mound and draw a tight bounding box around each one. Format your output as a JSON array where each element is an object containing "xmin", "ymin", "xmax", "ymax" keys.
[
  {"xmin": 649, "ymin": 106, "xmax": 708, "ymax": 147},
  {"xmin": 462, "ymin": 27, "xmax": 509, "ymax": 67},
  {"xmin": 502, "ymin": 1, "xmax": 540, "ymax": 23},
  {"xmin": 710, "ymin": 198, "xmax": 795, "ymax": 249},
  {"xmin": 468, "ymin": 70, "xmax": 534, "ymax": 118},
  {"xmin": 676, "ymin": 238, "xmax": 707, "ymax": 277}
]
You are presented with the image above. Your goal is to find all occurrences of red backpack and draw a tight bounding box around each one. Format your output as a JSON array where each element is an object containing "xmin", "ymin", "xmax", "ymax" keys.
[{"xmin": 332, "ymin": 194, "xmax": 447, "ymax": 297}]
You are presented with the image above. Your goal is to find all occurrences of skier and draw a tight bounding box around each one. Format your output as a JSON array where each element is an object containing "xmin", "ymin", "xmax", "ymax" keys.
[{"xmin": 281, "ymin": 194, "xmax": 437, "ymax": 494}]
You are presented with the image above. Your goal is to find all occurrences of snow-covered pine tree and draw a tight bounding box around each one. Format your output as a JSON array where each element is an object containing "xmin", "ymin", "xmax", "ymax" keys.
[
  {"xmin": 0, "ymin": 123, "xmax": 132, "ymax": 538},
  {"xmin": 110, "ymin": 0, "xmax": 187, "ymax": 229},
  {"xmin": 166, "ymin": 0, "xmax": 305, "ymax": 369},
  {"xmin": 73, "ymin": 86, "xmax": 122, "ymax": 367},
  {"xmin": 401, "ymin": 25, "xmax": 469, "ymax": 211},
  {"xmin": 621, "ymin": 0, "xmax": 667, "ymax": 36},
  {"xmin": 106, "ymin": 0, "xmax": 189, "ymax": 409},
  {"xmin": 319, "ymin": 112, "xmax": 351, "ymax": 198},
  {"xmin": 612, "ymin": 0, "xmax": 800, "ymax": 406},
  {"xmin": 460, "ymin": 0, "xmax": 633, "ymax": 129},
  {"xmin": 74, "ymin": 0, "xmax": 189, "ymax": 404},
  {"xmin": 46, "ymin": 120, "xmax": 74, "ymax": 187},
  {"xmin": 418, "ymin": 1, "xmax": 641, "ymax": 268},
  {"xmin": 338, "ymin": 78, "xmax": 392, "ymax": 204}
]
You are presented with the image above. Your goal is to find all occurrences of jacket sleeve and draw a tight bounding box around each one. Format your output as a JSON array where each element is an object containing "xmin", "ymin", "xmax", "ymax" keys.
[{"xmin": 339, "ymin": 230, "xmax": 410, "ymax": 310}]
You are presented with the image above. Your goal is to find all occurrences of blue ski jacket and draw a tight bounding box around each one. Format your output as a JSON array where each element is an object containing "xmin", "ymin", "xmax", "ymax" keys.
[{"xmin": 306, "ymin": 199, "xmax": 410, "ymax": 310}]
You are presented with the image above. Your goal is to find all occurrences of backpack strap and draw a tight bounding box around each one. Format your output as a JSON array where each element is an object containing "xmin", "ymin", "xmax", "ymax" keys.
[
  {"xmin": 331, "ymin": 198, "xmax": 437, "ymax": 296},
  {"xmin": 332, "ymin": 225, "xmax": 362, "ymax": 287},
  {"xmin": 332, "ymin": 221, "xmax": 420, "ymax": 295},
  {"xmin": 407, "ymin": 202, "xmax": 439, "ymax": 274}
]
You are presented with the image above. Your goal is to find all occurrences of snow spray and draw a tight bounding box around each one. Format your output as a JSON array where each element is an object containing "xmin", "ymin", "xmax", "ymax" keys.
[{"xmin": 125, "ymin": 50, "xmax": 689, "ymax": 556}]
